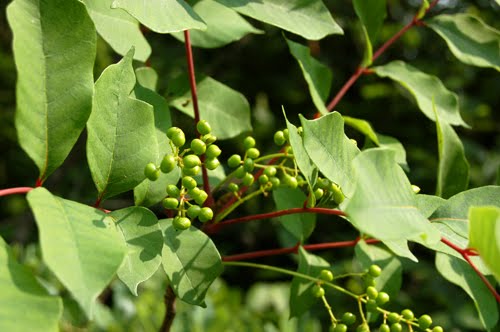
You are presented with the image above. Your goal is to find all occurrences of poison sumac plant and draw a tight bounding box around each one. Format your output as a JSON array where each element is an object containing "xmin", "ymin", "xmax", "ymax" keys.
[{"xmin": 1, "ymin": 0, "xmax": 500, "ymax": 331}]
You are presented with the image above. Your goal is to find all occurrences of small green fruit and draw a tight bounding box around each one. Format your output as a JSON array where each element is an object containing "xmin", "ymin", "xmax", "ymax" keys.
[
  {"xmin": 314, "ymin": 188, "xmax": 324, "ymax": 199},
  {"xmin": 387, "ymin": 312, "xmax": 401, "ymax": 324},
  {"xmin": 228, "ymin": 183, "xmax": 239, "ymax": 192},
  {"xmin": 366, "ymin": 286, "xmax": 378, "ymax": 300},
  {"xmin": 166, "ymin": 184, "xmax": 180, "ymax": 198},
  {"xmin": 432, "ymin": 326, "xmax": 443, "ymax": 332},
  {"xmin": 243, "ymin": 136, "xmax": 256, "ymax": 150},
  {"xmin": 379, "ymin": 324, "xmax": 390, "ymax": 332},
  {"xmin": 194, "ymin": 190, "xmax": 208, "ymax": 205},
  {"xmin": 198, "ymin": 207, "xmax": 213, "ymax": 222},
  {"xmin": 144, "ymin": 163, "xmax": 160, "ymax": 181},
  {"xmin": 173, "ymin": 216, "xmax": 191, "ymax": 230},
  {"xmin": 319, "ymin": 269, "xmax": 334, "ymax": 282},
  {"xmin": 365, "ymin": 299, "xmax": 378, "ymax": 312},
  {"xmin": 258, "ymin": 174, "xmax": 269, "ymax": 185},
  {"xmin": 312, "ymin": 284, "xmax": 324, "ymax": 298},
  {"xmin": 183, "ymin": 154, "xmax": 201, "ymax": 168},
  {"xmin": 282, "ymin": 174, "xmax": 298, "ymax": 188},
  {"xmin": 264, "ymin": 166, "xmax": 277, "ymax": 177},
  {"xmin": 390, "ymin": 323, "xmax": 402, "ymax": 332},
  {"xmin": 182, "ymin": 176, "xmax": 197, "ymax": 190},
  {"xmin": 376, "ymin": 292, "xmax": 390, "ymax": 305},
  {"xmin": 330, "ymin": 183, "xmax": 345, "ymax": 204},
  {"xmin": 162, "ymin": 197, "xmax": 179, "ymax": 209},
  {"xmin": 202, "ymin": 134, "xmax": 217, "ymax": 144},
  {"xmin": 196, "ymin": 120, "xmax": 211, "ymax": 135},
  {"xmin": 190, "ymin": 139, "xmax": 206, "ymax": 155},
  {"xmin": 169, "ymin": 128, "xmax": 185, "ymax": 147},
  {"xmin": 243, "ymin": 158, "xmax": 254, "ymax": 172},
  {"xmin": 246, "ymin": 147, "xmax": 260, "ymax": 159},
  {"xmin": 401, "ymin": 309, "xmax": 414, "ymax": 321},
  {"xmin": 269, "ymin": 177, "xmax": 280, "ymax": 189},
  {"xmin": 418, "ymin": 315, "xmax": 432, "ymax": 329},
  {"xmin": 334, "ymin": 324, "xmax": 347, "ymax": 332},
  {"xmin": 341, "ymin": 312, "xmax": 356, "ymax": 326},
  {"xmin": 227, "ymin": 154, "xmax": 242, "ymax": 168},
  {"xmin": 166, "ymin": 127, "xmax": 182, "ymax": 139},
  {"xmin": 160, "ymin": 155, "xmax": 176, "ymax": 173},
  {"xmin": 187, "ymin": 205, "xmax": 201, "ymax": 219},
  {"xmin": 206, "ymin": 144, "xmax": 221, "ymax": 158},
  {"xmin": 235, "ymin": 166, "xmax": 246, "ymax": 179},
  {"xmin": 182, "ymin": 165, "xmax": 200, "ymax": 176},
  {"xmin": 273, "ymin": 130, "xmax": 286, "ymax": 146},
  {"xmin": 368, "ymin": 264, "xmax": 382, "ymax": 277},
  {"xmin": 205, "ymin": 157, "xmax": 220, "ymax": 170},
  {"xmin": 242, "ymin": 173, "xmax": 254, "ymax": 186}
]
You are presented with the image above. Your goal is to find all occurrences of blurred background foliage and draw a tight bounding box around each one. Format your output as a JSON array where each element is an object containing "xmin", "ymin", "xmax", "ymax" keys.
[{"xmin": 1, "ymin": 0, "xmax": 499, "ymax": 331}]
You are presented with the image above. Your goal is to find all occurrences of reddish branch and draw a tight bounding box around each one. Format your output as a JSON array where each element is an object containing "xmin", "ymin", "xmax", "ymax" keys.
[
  {"xmin": 441, "ymin": 237, "xmax": 500, "ymax": 303},
  {"xmin": 0, "ymin": 187, "xmax": 33, "ymax": 196}
]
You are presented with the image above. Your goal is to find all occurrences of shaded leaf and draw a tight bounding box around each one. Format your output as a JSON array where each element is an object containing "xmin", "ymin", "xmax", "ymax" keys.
[
  {"xmin": 171, "ymin": 0, "xmax": 263, "ymax": 48},
  {"xmin": 373, "ymin": 61, "xmax": 467, "ymax": 126},
  {"xmin": 87, "ymin": 49, "xmax": 157, "ymax": 201},
  {"xmin": 468, "ymin": 206, "xmax": 500, "ymax": 282},
  {"xmin": 353, "ymin": 0, "xmax": 386, "ymax": 65},
  {"xmin": 111, "ymin": 207, "xmax": 163, "ymax": 295},
  {"xmin": 0, "ymin": 236, "xmax": 63, "ymax": 332},
  {"xmin": 111, "ymin": 0, "xmax": 206, "ymax": 33},
  {"xmin": 285, "ymin": 37, "xmax": 332, "ymax": 115},
  {"xmin": 7, "ymin": 0, "xmax": 95, "ymax": 182},
  {"xmin": 427, "ymin": 14, "xmax": 500, "ymax": 71},
  {"xmin": 436, "ymin": 253, "xmax": 498, "ymax": 329},
  {"xmin": 135, "ymin": 67, "xmax": 158, "ymax": 91},
  {"xmin": 343, "ymin": 116, "xmax": 379, "ymax": 144},
  {"xmin": 215, "ymin": 0, "xmax": 343, "ymax": 40},
  {"xmin": 169, "ymin": 77, "xmax": 252, "ymax": 139},
  {"xmin": 82, "ymin": 0, "xmax": 150, "ymax": 62},
  {"xmin": 273, "ymin": 187, "xmax": 316, "ymax": 242},
  {"xmin": 26, "ymin": 188, "xmax": 126, "ymax": 317},
  {"xmin": 159, "ymin": 219, "xmax": 223, "ymax": 306}
]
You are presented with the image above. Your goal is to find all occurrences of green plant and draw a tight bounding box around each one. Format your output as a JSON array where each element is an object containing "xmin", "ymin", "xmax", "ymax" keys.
[{"xmin": 1, "ymin": 0, "xmax": 500, "ymax": 331}]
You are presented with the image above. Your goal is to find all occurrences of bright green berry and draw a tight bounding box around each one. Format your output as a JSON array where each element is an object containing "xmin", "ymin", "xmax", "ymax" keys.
[
  {"xmin": 170, "ymin": 129, "xmax": 186, "ymax": 147},
  {"xmin": 273, "ymin": 131, "xmax": 286, "ymax": 146},
  {"xmin": 183, "ymin": 154, "xmax": 201, "ymax": 168},
  {"xmin": 366, "ymin": 286, "xmax": 378, "ymax": 300},
  {"xmin": 196, "ymin": 120, "xmax": 211, "ymax": 135},
  {"xmin": 334, "ymin": 324, "xmax": 347, "ymax": 332},
  {"xmin": 190, "ymin": 139, "xmax": 206, "ymax": 155},
  {"xmin": 166, "ymin": 184, "xmax": 180, "ymax": 198},
  {"xmin": 318, "ymin": 178, "xmax": 330, "ymax": 189},
  {"xmin": 173, "ymin": 216, "xmax": 191, "ymax": 230},
  {"xmin": 205, "ymin": 157, "xmax": 220, "ymax": 170},
  {"xmin": 144, "ymin": 163, "xmax": 160, "ymax": 181},
  {"xmin": 188, "ymin": 187, "xmax": 201, "ymax": 199},
  {"xmin": 228, "ymin": 154, "xmax": 242, "ymax": 168},
  {"xmin": 187, "ymin": 205, "xmax": 201, "ymax": 219},
  {"xmin": 162, "ymin": 197, "xmax": 179, "ymax": 209},
  {"xmin": 282, "ymin": 174, "xmax": 298, "ymax": 188},
  {"xmin": 331, "ymin": 183, "xmax": 345, "ymax": 204},
  {"xmin": 243, "ymin": 158, "xmax": 254, "ymax": 172},
  {"xmin": 243, "ymin": 136, "xmax": 256, "ymax": 150},
  {"xmin": 369, "ymin": 264, "xmax": 382, "ymax": 277},
  {"xmin": 182, "ymin": 176, "xmax": 197, "ymax": 190},
  {"xmin": 166, "ymin": 127, "xmax": 182, "ymax": 139},
  {"xmin": 160, "ymin": 155, "xmax": 176, "ymax": 173},
  {"xmin": 387, "ymin": 313, "xmax": 401, "ymax": 324},
  {"xmin": 269, "ymin": 177, "xmax": 280, "ymax": 189},
  {"xmin": 202, "ymin": 134, "xmax": 217, "ymax": 144},
  {"xmin": 264, "ymin": 166, "xmax": 277, "ymax": 177},
  {"xmin": 312, "ymin": 284, "xmax": 324, "ymax": 298},
  {"xmin": 228, "ymin": 183, "xmax": 239, "ymax": 192},
  {"xmin": 235, "ymin": 166, "xmax": 246, "ymax": 179},
  {"xmin": 242, "ymin": 173, "xmax": 254, "ymax": 186},
  {"xmin": 259, "ymin": 174, "xmax": 269, "ymax": 185},
  {"xmin": 199, "ymin": 207, "xmax": 213, "ymax": 222},
  {"xmin": 182, "ymin": 166, "xmax": 200, "ymax": 176},
  {"xmin": 194, "ymin": 190, "xmax": 208, "ymax": 205},
  {"xmin": 418, "ymin": 315, "xmax": 432, "ymax": 329},
  {"xmin": 314, "ymin": 188, "xmax": 324, "ymax": 200},
  {"xmin": 432, "ymin": 326, "xmax": 443, "ymax": 332},
  {"xmin": 364, "ymin": 275, "xmax": 376, "ymax": 287},
  {"xmin": 282, "ymin": 128, "xmax": 289, "ymax": 140},
  {"xmin": 320, "ymin": 269, "xmax": 334, "ymax": 282},
  {"xmin": 342, "ymin": 312, "xmax": 356, "ymax": 326},
  {"xmin": 390, "ymin": 323, "xmax": 402, "ymax": 332},
  {"xmin": 376, "ymin": 292, "xmax": 390, "ymax": 305},
  {"xmin": 365, "ymin": 299, "xmax": 378, "ymax": 312},
  {"xmin": 401, "ymin": 309, "xmax": 414, "ymax": 321},
  {"xmin": 246, "ymin": 147, "xmax": 260, "ymax": 159},
  {"xmin": 379, "ymin": 324, "xmax": 390, "ymax": 332},
  {"xmin": 206, "ymin": 144, "xmax": 221, "ymax": 158},
  {"xmin": 356, "ymin": 324, "xmax": 369, "ymax": 332}
]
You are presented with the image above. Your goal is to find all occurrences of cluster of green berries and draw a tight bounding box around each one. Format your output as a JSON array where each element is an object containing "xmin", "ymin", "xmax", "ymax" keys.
[{"xmin": 143, "ymin": 120, "xmax": 219, "ymax": 230}]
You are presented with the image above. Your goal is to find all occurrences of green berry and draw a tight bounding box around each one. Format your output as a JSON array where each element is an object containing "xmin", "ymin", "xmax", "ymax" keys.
[
  {"xmin": 364, "ymin": 275, "xmax": 376, "ymax": 287},
  {"xmin": 312, "ymin": 284, "xmax": 324, "ymax": 298},
  {"xmin": 144, "ymin": 163, "xmax": 160, "ymax": 181},
  {"xmin": 194, "ymin": 190, "xmax": 208, "ymax": 205},
  {"xmin": 228, "ymin": 183, "xmax": 239, "ymax": 192},
  {"xmin": 387, "ymin": 313, "xmax": 401, "ymax": 324},
  {"xmin": 205, "ymin": 157, "xmax": 220, "ymax": 170},
  {"xmin": 365, "ymin": 299, "xmax": 378, "ymax": 312},
  {"xmin": 376, "ymin": 292, "xmax": 390, "ymax": 305},
  {"xmin": 258, "ymin": 174, "xmax": 269, "ymax": 185},
  {"xmin": 366, "ymin": 286, "xmax": 378, "ymax": 300},
  {"xmin": 282, "ymin": 174, "xmax": 298, "ymax": 188},
  {"xmin": 162, "ymin": 197, "xmax": 179, "ymax": 209},
  {"xmin": 182, "ymin": 165, "xmax": 200, "ymax": 176},
  {"xmin": 173, "ymin": 216, "xmax": 191, "ymax": 230},
  {"xmin": 242, "ymin": 173, "xmax": 254, "ymax": 186},
  {"xmin": 273, "ymin": 131, "xmax": 286, "ymax": 146},
  {"xmin": 160, "ymin": 155, "xmax": 176, "ymax": 173},
  {"xmin": 285, "ymin": 145, "xmax": 293, "ymax": 154},
  {"xmin": 166, "ymin": 184, "xmax": 180, "ymax": 198},
  {"xmin": 187, "ymin": 205, "xmax": 201, "ymax": 219},
  {"xmin": 202, "ymin": 134, "xmax": 217, "ymax": 144},
  {"xmin": 379, "ymin": 324, "xmax": 390, "ymax": 332},
  {"xmin": 264, "ymin": 166, "xmax": 277, "ymax": 177},
  {"xmin": 246, "ymin": 147, "xmax": 260, "ymax": 159},
  {"xmin": 432, "ymin": 326, "xmax": 443, "ymax": 332},
  {"xmin": 418, "ymin": 315, "xmax": 432, "ymax": 329},
  {"xmin": 320, "ymin": 269, "xmax": 334, "ymax": 282},
  {"xmin": 235, "ymin": 166, "xmax": 246, "ymax": 179},
  {"xmin": 269, "ymin": 177, "xmax": 281, "ymax": 189},
  {"xmin": 243, "ymin": 158, "xmax": 254, "ymax": 172},
  {"xmin": 331, "ymin": 183, "xmax": 345, "ymax": 204},
  {"xmin": 314, "ymin": 188, "xmax": 324, "ymax": 200},
  {"xmin": 282, "ymin": 128, "xmax": 289, "ymax": 140},
  {"xmin": 401, "ymin": 309, "xmax": 414, "ymax": 321},
  {"xmin": 243, "ymin": 136, "xmax": 256, "ymax": 150},
  {"xmin": 183, "ymin": 154, "xmax": 201, "ymax": 168},
  {"xmin": 198, "ymin": 207, "xmax": 213, "ymax": 222},
  {"xmin": 369, "ymin": 264, "xmax": 382, "ymax": 277},
  {"xmin": 166, "ymin": 127, "xmax": 182, "ymax": 139},
  {"xmin": 390, "ymin": 323, "xmax": 402, "ymax": 332},
  {"xmin": 170, "ymin": 129, "xmax": 186, "ymax": 147},
  {"xmin": 190, "ymin": 139, "xmax": 206, "ymax": 155},
  {"xmin": 182, "ymin": 176, "xmax": 197, "ymax": 190},
  {"xmin": 188, "ymin": 187, "xmax": 201, "ymax": 199},
  {"xmin": 334, "ymin": 324, "xmax": 347, "ymax": 332},
  {"xmin": 206, "ymin": 144, "xmax": 221, "ymax": 158},
  {"xmin": 318, "ymin": 178, "xmax": 330, "ymax": 189},
  {"xmin": 196, "ymin": 120, "xmax": 211, "ymax": 135},
  {"xmin": 228, "ymin": 154, "xmax": 242, "ymax": 168},
  {"xmin": 356, "ymin": 324, "xmax": 369, "ymax": 332},
  {"xmin": 342, "ymin": 312, "xmax": 356, "ymax": 326}
]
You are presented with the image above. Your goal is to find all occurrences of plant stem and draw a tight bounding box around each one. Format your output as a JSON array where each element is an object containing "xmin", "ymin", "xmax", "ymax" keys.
[
  {"xmin": 0, "ymin": 187, "xmax": 33, "ymax": 196},
  {"xmin": 159, "ymin": 286, "xmax": 176, "ymax": 332},
  {"xmin": 214, "ymin": 188, "xmax": 265, "ymax": 222}
]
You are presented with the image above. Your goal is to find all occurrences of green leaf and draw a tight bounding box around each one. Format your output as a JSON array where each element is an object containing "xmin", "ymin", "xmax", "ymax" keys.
[
  {"xmin": 111, "ymin": 0, "xmax": 206, "ymax": 33},
  {"xmin": 26, "ymin": 187, "xmax": 126, "ymax": 317},
  {"xmin": 111, "ymin": 207, "xmax": 163, "ymax": 295},
  {"xmin": 468, "ymin": 206, "xmax": 500, "ymax": 282},
  {"xmin": 0, "ymin": 236, "xmax": 63, "ymax": 332},
  {"xmin": 300, "ymin": 112, "xmax": 359, "ymax": 197},
  {"xmin": 171, "ymin": 0, "xmax": 263, "ymax": 48},
  {"xmin": 415, "ymin": 194, "xmax": 446, "ymax": 218},
  {"xmin": 343, "ymin": 116, "xmax": 379, "ymax": 144},
  {"xmin": 345, "ymin": 148, "xmax": 440, "ymax": 245},
  {"xmin": 82, "ymin": 0, "xmax": 151, "ymax": 62},
  {"xmin": 135, "ymin": 67, "xmax": 158, "ymax": 91},
  {"xmin": 273, "ymin": 187, "xmax": 316, "ymax": 242},
  {"xmin": 133, "ymin": 80, "xmax": 181, "ymax": 207},
  {"xmin": 427, "ymin": 14, "xmax": 500, "ymax": 71},
  {"xmin": 169, "ymin": 77, "xmax": 252, "ymax": 139},
  {"xmin": 87, "ymin": 49, "xmax": 157, "ymax": 201},
  {"xmin": 285, "ymin": 37, "xmax": 332, "ymax": 115},
  {"xmin": 159, "ymin": 219, "xmax": 223, "ymax": 306},
  {"xmin": 373, "ymin": 61, "xmax": 467, "ymax": 126},
  {"xmin": 376, "ymin": 134, "xmax": 408, "ymax": 170},
  {"xmin": 7, "ymin": 0, "xmax": 96, "ymax": 182},
  {"xmin": 434, "ymin": 105, "xmax": 469, "ymax": 198},
  {"xmin": 353, "ymin": 0, "xmax": 386, "ymax": 66},
  {"xmin": 289, "ymin": 246, "xmax": 330, "ymax": 318},
  {"xmin": 383, "ymin": 240, "xmax": 418, "ymax": 262},
  {"xmin": 436, "ymin": 253, "xmax": 498, "ymax": 329},
  {"xmin": 215, "ymin": 0, "xmax": 343, "ymax": 40}
]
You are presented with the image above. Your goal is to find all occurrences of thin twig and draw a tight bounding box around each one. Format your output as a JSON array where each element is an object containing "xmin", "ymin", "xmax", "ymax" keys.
[
  {"xmin": 0, "ymin": 187, "xmax": 33, "ymax": 196},
  {"xmin": 159, "ymin": 286, "xmax": 176, "ymax": 332}
]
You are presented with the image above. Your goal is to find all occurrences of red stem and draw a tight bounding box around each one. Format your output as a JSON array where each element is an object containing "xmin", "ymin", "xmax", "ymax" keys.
[
  {"xmin": 183, "ymin": 30, "xmax": 214, "ymax": 207},
  {"xmin": 441, "ymin": 237, "xmax": 500, "ymax": 303},
  {"xmin": 326, "ymin": 67, "xmax": 365, "ymax": 112},
  {"xmin": 0, "ymin": 187, "xmax": 33, "ymax": 196}
]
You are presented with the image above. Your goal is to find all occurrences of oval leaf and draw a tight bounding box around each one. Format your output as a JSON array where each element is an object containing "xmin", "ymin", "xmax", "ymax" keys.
[
  {"xmin": 26, "ymin": 187, "xmax": 127, "ymax": 318},
  {"xmin": 7, "ymin": 0, "xmax": 96, "ymax": 182}
]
